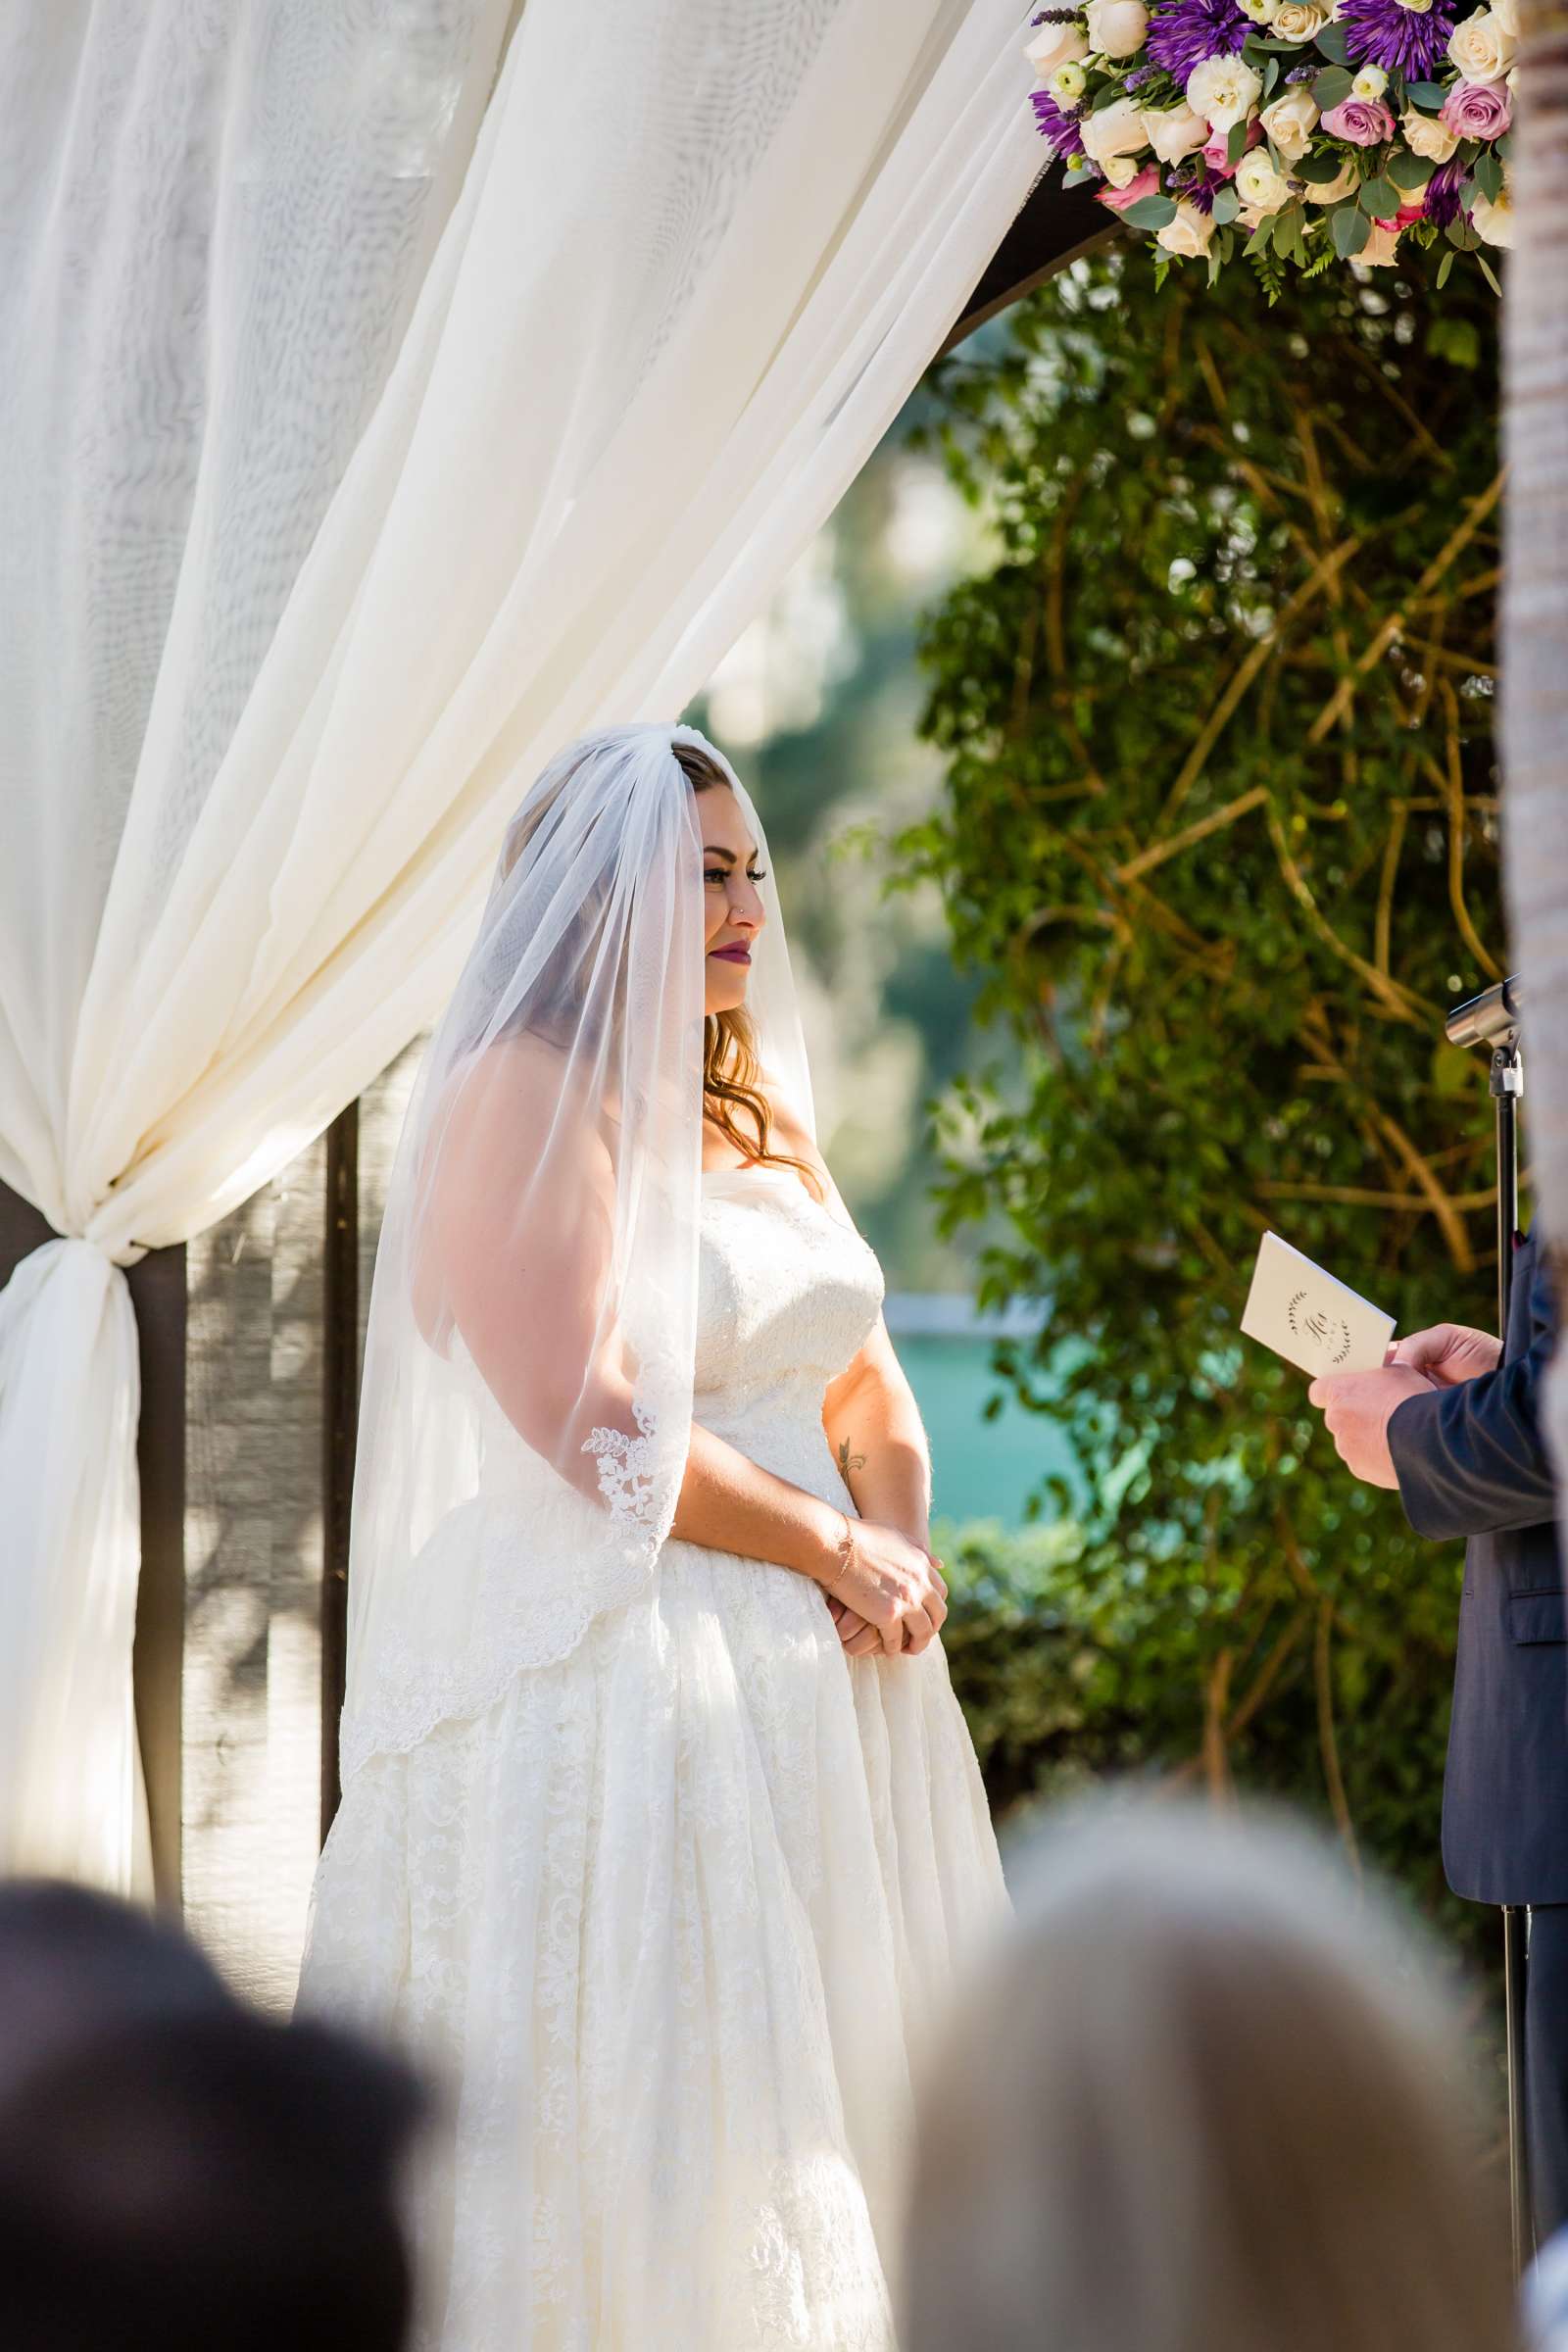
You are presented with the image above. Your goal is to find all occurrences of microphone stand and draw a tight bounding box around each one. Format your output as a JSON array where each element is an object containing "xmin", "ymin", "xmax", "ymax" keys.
[{"xmin": 1451, "ymin": 978, "xmax": 1530, "ymax": 2270}]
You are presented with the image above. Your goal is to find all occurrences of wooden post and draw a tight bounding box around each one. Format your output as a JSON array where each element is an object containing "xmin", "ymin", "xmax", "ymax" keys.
[{"xmin": 320, "ymin": 1102, "xmax": 360, "ymax": 1840}]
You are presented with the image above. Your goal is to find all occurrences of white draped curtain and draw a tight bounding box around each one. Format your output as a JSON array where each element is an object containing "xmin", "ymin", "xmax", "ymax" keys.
[{"xmin": 0, "ymin": 0, "xmax": 1044, "ymax": 1892}]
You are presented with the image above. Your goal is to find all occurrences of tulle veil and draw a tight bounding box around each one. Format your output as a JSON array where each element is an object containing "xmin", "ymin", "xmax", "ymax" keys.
[{"xmin": 337, "ymin": 721, "xmax": 811, "ymax": 1786}]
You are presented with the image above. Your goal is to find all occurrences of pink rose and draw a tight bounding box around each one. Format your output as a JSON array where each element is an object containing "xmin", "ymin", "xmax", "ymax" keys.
[
  {"xmin": 1200, "ymin": 118, "xmax": 1262, "ymax": 175},
  {"xmin": 1441, "ymin": 78, "xmax": 1511, "ymax": 139},
  {"xmin": 1320, "ymin": 96, "xmax": 1396, "ymax": 144},
  {"xmin": 1393, "ymin": 198, "xmax": 1426, "ymax": 225},
  {"xmin": 1097, "ymin": 162, "xmax": 1162, "ymax": 212}
]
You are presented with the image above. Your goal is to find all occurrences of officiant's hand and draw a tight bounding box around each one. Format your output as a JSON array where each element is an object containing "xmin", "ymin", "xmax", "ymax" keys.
[
  {"xmin": 821, "ymin": 1520, "xmax": 948, "ymax": 1658},
  {"xmin": 1385, "ymin": 1323, "xmax": 1502, "ymax": 1386},
  {"xmin": 1307, "ymin": 1364, "xmax": 1438, "ymax": 1489}
]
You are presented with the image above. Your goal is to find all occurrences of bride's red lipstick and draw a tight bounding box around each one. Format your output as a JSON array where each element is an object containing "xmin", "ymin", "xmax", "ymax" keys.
[{"xmin": 710, "ymin": 945, "xmax": 752, "ymax": 963}]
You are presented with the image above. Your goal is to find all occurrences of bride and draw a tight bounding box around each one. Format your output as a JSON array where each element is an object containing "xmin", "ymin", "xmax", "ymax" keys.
[{"xmin": 297, "ymin": 722, "xmax": 1012, "ymax": 2350}]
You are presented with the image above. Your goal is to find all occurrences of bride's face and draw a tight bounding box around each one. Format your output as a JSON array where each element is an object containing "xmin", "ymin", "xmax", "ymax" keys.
[{"xmin": 701, "ymin": 785, "xmax": 766, "ymax": 1016}]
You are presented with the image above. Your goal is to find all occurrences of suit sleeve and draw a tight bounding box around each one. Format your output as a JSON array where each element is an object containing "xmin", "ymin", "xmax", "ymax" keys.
[{"xmin": 1386, "ymin": 1254, "xmax": 1559, "ymax": 1542}]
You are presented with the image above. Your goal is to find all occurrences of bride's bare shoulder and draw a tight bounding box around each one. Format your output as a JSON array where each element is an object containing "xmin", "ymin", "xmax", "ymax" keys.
[{"xmin": 437, "ymin": 1031, "xmax": 612, "ymax": 1180}]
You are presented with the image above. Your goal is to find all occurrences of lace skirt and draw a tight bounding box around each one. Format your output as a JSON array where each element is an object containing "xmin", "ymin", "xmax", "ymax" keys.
[{"xmin": 296, "ymin": 1532, "xmax": 1010, "ymax": 2352}]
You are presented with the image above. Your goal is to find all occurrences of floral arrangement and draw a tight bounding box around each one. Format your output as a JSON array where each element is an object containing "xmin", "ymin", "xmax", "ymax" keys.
[{"xmin": 1025, "ymin": 0, "xmax": 1515, "ymax": 289}]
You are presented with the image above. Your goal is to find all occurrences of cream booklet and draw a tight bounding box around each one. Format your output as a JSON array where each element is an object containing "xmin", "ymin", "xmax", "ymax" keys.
[{"xmin": 1240, "ymin": 1231, "xmax": 1396, "ymax": 1379}]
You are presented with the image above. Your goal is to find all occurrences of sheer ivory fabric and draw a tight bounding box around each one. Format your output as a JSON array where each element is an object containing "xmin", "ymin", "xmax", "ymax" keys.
[{"xmin": 0, "ymin": 0, "xmax": 1043, "ymax": 1889}]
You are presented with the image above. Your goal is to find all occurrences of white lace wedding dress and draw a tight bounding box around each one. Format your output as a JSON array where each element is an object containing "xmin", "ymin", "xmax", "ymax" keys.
[{"xmin": 297, "ymin": 1163, "xmax": 1011, "ymax": 2351}]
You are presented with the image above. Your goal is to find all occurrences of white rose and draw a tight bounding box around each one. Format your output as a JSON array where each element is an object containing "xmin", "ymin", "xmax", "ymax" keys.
[
  {"xmin": 1185, "ymin": 53, "xmax": 1263, "ymax": 130},
  {"xmin": 1102, "ymin": 149, "xmax": 1144, "ymax": 184},
  {"xmin": 1084, "ymin": 0, "xmax": 1150, "ymax": 55},
  {"xmin": 1471, "ymin": 177, "xmax": 1514, "ymax": 244},
  {"xmin": 1050, "ymin": 59, "xmax": 1089, "ymax": 99},
  {"xmin": 1357, "ymin": 220, "xmax": 1402, "ymax": 265},
  {"xmin": 1235, "ymin": 147, "xmax": 1294, "ymax": 212},
  {"xmin": 1350, "ymin": 64, "xmax": 1389, "ymax": 97},
  {"xmin": 1303, "ymin": 157, "xmax": 1360, "ymax": 201},
  {"xmin": 1447, "ymin": 6, "xmax": 1515, "ymax": 78},
  {"xmin": 1142, "ymin": 98, "xmax": 1210, "ymax": 161},
  {"xmin": 1260, "ymin": 83, "xmax": 1320, "ymax": 159},
  {"xmin": 1154, "ymin": 197, "xmax": 1218, "ymax": 256},
  {"xmin": 1078, "ymin": 92, "xmax": 1152, "ymax": 162},
  {"xmin": 1271, "ymin": 0, "xmax": 1333, "ymax": 39},
  {"xmin": 1400, "ymin": 104, "xmax": 1458, "ymax": 159},
  {"xmin": 1026, "ymin": 19, "xmax": 1090, "ymax": 78},
  {"xmin": 1493, "ymin": 0, "xmax": 1518, "ymax": 32}
]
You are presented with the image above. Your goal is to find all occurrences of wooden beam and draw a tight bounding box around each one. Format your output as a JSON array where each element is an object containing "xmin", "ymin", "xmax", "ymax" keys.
[
  {"xmin": 320, "ymin": 1101, "xmax": 360, "ymax": 1840},
  {"xmin": 940, "ymin": 170, "xmax": 1115, "ymax": 358}
]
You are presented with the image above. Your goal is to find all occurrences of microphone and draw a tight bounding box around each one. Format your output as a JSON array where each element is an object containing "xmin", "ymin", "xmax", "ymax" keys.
[{"xmin": 1446, "ymin": 974, "xmax": 1523, "ymax": 1053}]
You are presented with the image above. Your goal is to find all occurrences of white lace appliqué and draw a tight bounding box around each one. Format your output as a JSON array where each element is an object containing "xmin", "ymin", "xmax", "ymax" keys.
[{"xmin": 582, "ymin": 1396, "xmax": 662, "ymax": 1527}]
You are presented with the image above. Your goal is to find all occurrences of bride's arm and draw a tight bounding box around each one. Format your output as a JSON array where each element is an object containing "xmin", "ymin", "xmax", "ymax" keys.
[{"xmin": 820, "ymin": 1315, "xmax": 932, "ymax": 1554}]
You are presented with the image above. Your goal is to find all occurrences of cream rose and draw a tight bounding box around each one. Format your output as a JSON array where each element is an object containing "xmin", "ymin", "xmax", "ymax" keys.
[
  {"xmin": 1447, "ymin": 6, "xmax": 1516, "ymax": 79},
  {"xmin": 1142, "ymin": 98, "xmax": 1211, "ymax": 162},
  {"xmin": 1471, "ymin": 176, "xmax": 1514, "ymax": 245},
  {"xmin": 1399, "ymin": 104, "xmax": 1458, "ymax": 159},
  {"xmin": 1493, "ymin": 0, "xmax": 1518, "ymax": 32},
  {"xmin": 1271, "ymin": 0, "xmax": 1333, "ymax": 39},
  {"xmin": 1303, "ymin": 156, "xmax": 1359, "ymax": 202},
  {"xmin": 1154, "ymin": 198, "xmax": 1218, "ymax": 257},
  {"xmin": 1259, "ymin": 84, "xmax": 1320, "ymax": 159},
  {"xmin": 1357, "ymin": 220, "xmax": 1402, "ymax": 266},
  {"xmin": 1234, "ymin": 148, "xmax": 1294, "ymax": 212},
  {"xmin": 1026, "ymin": 19, "xmax": 1090, "ymax": 78},
  {"xmin": 1186, "ymin": 53, "xmax": 1264, "ymax": 131},
  {"xmin": 1085, "ymin": 0, "xmax": 1150, "ymax": 55},
  {"xmin": 1050, "ymin": 59, "xmax": 1089, "ymax": 100},
  {"xmin": 1078, "ymin": 92, "xmax": 1152, "ymax": 164},
  {"xmin": 1102, "ymin": 149, "xmax": 1145, "ymax": 185}
]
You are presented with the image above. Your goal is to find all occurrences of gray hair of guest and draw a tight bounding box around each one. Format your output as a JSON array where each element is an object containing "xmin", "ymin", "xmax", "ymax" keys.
[{"xmin": 901, "ymin": 1797, "xmax": 1520, "ymax": 2352}]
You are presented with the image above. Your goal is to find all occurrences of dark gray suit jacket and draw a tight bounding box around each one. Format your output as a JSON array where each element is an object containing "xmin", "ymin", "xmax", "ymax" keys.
[{"xmin": 1387, "ymin": 1227, "xmax": 1563, "ymax": 1906}]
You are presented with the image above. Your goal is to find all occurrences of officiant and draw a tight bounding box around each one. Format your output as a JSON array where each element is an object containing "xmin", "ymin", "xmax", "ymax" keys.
[{"xmin": 1307, "ymin": 1225, "xmax": 1565, "ymax": 2241}]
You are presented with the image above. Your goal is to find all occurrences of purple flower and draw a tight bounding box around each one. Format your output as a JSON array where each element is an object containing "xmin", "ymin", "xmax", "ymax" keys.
[
  {"xmin": 1336, "ymin": 0, "xmax": 1458, "ymax": 79},
  {"xmin": 1031, "ymin": 87, "xmax": 1087, "ymax": 158},
  {"xmin": 1145, "ymin": 0, "xmax": 1250, "ymax": 81},
  {"xmin": 1423, "ymin": 155, "xmax": 1467, "ymax": 224},
  {"xmin": 1441, "ymin": 76, "xmax": 1511, "ymax": 138}
]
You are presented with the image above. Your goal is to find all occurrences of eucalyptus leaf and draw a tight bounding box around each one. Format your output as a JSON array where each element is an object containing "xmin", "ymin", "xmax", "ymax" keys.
[
  {"xmin": 1315, "ymin": 22, "xmax": 1350, "ymax": 62},
  {"xmin": 1246, "ymin": 213, "xmax": 1275, "ymax": 254},
  {"xmin": 1089, "ymin": 78, "xmax": 1130, "ymax": 110},
  {"xmin": 1436, "ymin": 246, "xmax": 1455, "ymax": 288},
  {"xmin": 1263, "ymin": 55, "xmax": 1281, "ymax": 95},
  {"xmin": 1298, "ymin": 146, "xmax": 1350, "ymax": 183},
  {"xmin": 1312, "ymin": 66, "xmax": 1353, "ymax": 107},
  {"xmin": 1473, "ymin": 149, "xmax": 1504, "ymax": 200},
  {"xmin": 1211, "ymin": 183, "xmax": 1242, "ymax": 223},
  {"xmin": 1227, "ymin": 116, "xmax": 1250, "ymax": 165},
  {"xmin": 1331, "ymin": 201, "xmax": 1371, "ymax": 255},
  {"xmin": 1476, "ymin": 249, "xmax": 1502, "ymax": 295},
  {"xmin": 1123, "ymin": 192, "xmax": 1179, "ymax": 226},
  {"xmin": 1405, "ymin": 79, "xmax": 1447, "ymax": 107},
  {"xmin": 1357, "ymin": 174, "xmax": 1399, "ymax": 217},
  {"xmin": 1387, "ymin": 147, "xmax": 1433, "ymax": 189}
]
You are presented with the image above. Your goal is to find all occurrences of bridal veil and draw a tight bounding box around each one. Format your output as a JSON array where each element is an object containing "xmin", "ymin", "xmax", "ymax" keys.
[{"xmin": 337, "ymin": 722, "xmax": 810, "ymax": 1786}]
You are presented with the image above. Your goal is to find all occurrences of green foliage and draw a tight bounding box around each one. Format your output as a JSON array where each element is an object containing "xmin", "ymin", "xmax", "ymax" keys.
[{"xmin": 902, "ymin": 251, "xmax": 1505, "ymax": 1974}]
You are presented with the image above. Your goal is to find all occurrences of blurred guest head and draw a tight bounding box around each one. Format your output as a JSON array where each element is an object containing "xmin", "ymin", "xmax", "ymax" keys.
[
  {"xmin": 902, "ymin": 1800, "xmax": 1518, "ymax": 2352},
  {"xmin": 0, "ymin": 1880, "xmax": 428, "ymax": 2352}
]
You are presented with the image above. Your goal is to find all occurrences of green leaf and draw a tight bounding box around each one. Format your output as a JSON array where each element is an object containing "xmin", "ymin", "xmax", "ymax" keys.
[
  {"xmin": 1445, "ymin": 209, "xmax": 1480, "ymax": 247},
  {"xmin": 1298, "ymin": 145, "xmax": 1350, "ymax": 184},
  {"xmin": 1427, "ymin": 310, "xmax": 1478, "ymax": 362},
  {"xmin": 1263, "ymin": 55, "xmax": 1282, "ymax": 96},
  {"xmin": 1476, "ymin": 248, "xmax": 1502, "ymax": 295},
  {"xmin": 1227, "ymin": 116, "xmax": 1250, "ymax": 166},
  {"xmin": 1495, "ymin": 128, "xmax": 1515, "ymax": 158},
  {"xmin": 1435, "ymin": 245, "xmax": 1455, "ymax": 288},
  {"xmin": 1211, "ymin": 182, "xmax": 1242, "ymax": 223},
  {"xmin": 1088, "ymin": 78, "xmax": 1130, "ymax": 110},
  {"xmin": 1245, "ymin": 212, "xmax": 1276, "ymax": 254},
  {"xmin": 1331, "ymin": 201, "xmax": 1371, "ymax": 255},
  {"xmin": 1404, "ymin": 79, "xmax": 1447, "ymax": 107},
  {"xmin": 1472, "ymin": 148, "xmax": 1504, "ymax": 201},
  {"xmin": 1387, "ymin": 146, "xmax": 1433, "ymax": 190},
  {"xmin": 1357, "ymin": 173, "xmax": 1399, "ymax": 217},
  {"xmin": 1123, "ymin": 192, "xmax": 1179, "ymax": 227},
  {"xmin": 1314, "ymin": 21, "xmax": 1350, "ymax": 62},
  {"xmin": 1312, "ymin": 66, "xmax": 1353, "ymax": 107}
]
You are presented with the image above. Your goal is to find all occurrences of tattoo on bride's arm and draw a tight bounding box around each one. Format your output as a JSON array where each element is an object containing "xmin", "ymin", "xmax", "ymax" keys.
[{"xmin": 837, "ymin": 1437, "xmax": 866, "ymax": 1479}]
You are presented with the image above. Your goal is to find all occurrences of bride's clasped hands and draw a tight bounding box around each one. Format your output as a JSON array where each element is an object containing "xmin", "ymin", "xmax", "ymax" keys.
[{"xmin": 822, "ymin": 1520, "xmax": 948, "ymax": 1657}]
